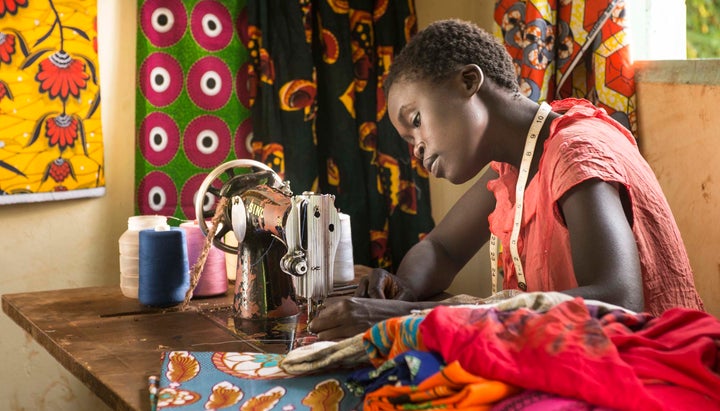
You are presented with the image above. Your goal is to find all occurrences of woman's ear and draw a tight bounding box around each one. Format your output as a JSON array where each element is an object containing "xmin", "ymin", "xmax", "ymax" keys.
[{"xmin": 459, "ymin": 64, "xmax": 484, "ymax": 96}]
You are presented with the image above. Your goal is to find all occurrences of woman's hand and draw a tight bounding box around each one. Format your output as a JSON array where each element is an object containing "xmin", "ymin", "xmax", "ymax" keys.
[
  {"xmin": 308, "ymin": 297, "xmax": 425, "ymax": 341},
  {"xmin": 354, "ymin": 268, "xmax": 417, "ymax": 301}
]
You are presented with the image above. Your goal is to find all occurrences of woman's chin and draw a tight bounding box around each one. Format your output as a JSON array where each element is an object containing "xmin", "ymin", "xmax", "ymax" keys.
[
  {"xmin": 446, "ymin": 169, "xmax": 478, "ymax": 185},
  {"xmin": 445, "ymin": 173, "xmax": 467, "ymax": 185}
]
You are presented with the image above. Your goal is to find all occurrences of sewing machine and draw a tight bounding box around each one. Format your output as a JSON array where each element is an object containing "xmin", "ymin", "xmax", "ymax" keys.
[{"xmin": 194, "ymin": 160, "xmax": 341, "ymax": 323}]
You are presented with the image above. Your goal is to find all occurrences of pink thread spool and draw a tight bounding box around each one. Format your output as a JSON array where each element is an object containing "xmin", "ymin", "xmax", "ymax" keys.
[{"xmin": 180, "ymin": 220, "xmax": 228, "ymax": 297}]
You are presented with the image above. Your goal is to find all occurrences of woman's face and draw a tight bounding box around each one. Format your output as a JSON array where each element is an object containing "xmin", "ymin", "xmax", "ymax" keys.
[{"xmin": 387, "ymin": 73, "xmax": 489, "ymax": 184}]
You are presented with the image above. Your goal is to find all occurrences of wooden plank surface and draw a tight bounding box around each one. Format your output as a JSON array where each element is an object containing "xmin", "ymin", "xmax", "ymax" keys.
[{"xmin": 1, "ymin": 287, "xmax": 278, "ymax": 411}]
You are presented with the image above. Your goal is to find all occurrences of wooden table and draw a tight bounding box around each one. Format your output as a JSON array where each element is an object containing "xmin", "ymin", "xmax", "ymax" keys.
[{"xmin": 2, "ymin": 286, "xmax": 309, "ymax": 411}]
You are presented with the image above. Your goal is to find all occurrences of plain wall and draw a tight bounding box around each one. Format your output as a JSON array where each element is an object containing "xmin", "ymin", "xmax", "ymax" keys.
[
  {"xmin": 0, "ymin": 1, "xmax": 135, "ymax": 410},
  {"xmin": 635, "ymin": 60, "xmax": 720, "ymax": 317},
  {"xmin": 1, "ymin": 1, "xmax": 717, "ymax": 410},
  {"xmin": 414, "ymin": 0, "xmax": 496, "ymax": 299}
]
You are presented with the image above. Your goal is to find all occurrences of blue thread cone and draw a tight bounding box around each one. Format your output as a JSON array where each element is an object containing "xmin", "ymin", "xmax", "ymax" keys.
[{"xmin": 138, "ymin": 227, "xmax": 189, "ymax": 307}]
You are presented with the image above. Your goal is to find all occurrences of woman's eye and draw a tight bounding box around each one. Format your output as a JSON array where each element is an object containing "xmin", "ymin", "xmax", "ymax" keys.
[{"xmin": 412, "ymin": 113, "xmax": 421, "ymax": 128}]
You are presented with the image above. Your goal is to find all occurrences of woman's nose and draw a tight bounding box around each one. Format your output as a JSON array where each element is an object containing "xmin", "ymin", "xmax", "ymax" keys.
[{"xmin": 413, "ymin": 143, "xmax": 425, "ymax": 159}]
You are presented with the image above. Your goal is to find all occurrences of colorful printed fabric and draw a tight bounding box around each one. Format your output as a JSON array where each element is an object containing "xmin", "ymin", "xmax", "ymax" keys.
[
  {"xmin": 153, "ymin": 351, "xmax": 362, "ymax": 410},
  {"xmin": 494, "ymin": 0, "xmax": 637, "ymax": 136},
  {"xmin": 363, "ymin": 313, "xmax": 425, "ymax": 367},
  {"xmin": 422, "ymin": 300, "xmax": 653, "ymax": 410},
  {"xmin": 421, "ymin": 299, "xmax": 720, "ymax": 411},
  {"xmin": 135, "ymin": 0, "xmax": 251, "ymax": 220},
  {"xmin": 363, "ymin": 360, "xmax": 519, "ymax": 411},
  {"xmin": 362, "ymin": 292, "xmax": 589, "ymax": 370},
  {"xmin": 135, "ymin": 0, "xmax": 434, "ymax": 270},
  {"xmin": 0, "ymin": 0, "xmax": 104, "ymax": 204},
  {"xmin": 347, "ymin": 350, "xmax": 445, "ymax": 397},
  {"xmin": 245, "ymin": 0, "xmax": 434, "ymax": 270}
]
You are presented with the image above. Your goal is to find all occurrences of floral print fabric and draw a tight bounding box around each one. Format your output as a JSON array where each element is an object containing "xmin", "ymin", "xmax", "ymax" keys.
[
  {"xmin": 245, "ymin": 0, "xmax": 434, "ymax": 269},
  {"xmin": 153, "ymin": 350, "xmax": 362, "ymax": 410},
  {"xmin": 494, "ymin": 0, "xmax": 637, "ymax": 136},
  {"xmin": 0, "ymin": 0, "xmax": 104, "ymax": 204},
  {"xmin": 134, "ymin": 0, "xmax": 433, "ymax": 270}
]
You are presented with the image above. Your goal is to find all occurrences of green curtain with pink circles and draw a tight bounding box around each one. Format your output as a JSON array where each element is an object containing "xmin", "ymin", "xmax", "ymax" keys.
[
  {"xmin": 135, "ymin": 0, "xmax": 251, "ymax": 220},
  {"xmin": 135, "ymin": 0, "xmax": 433, "ymax": 270}
]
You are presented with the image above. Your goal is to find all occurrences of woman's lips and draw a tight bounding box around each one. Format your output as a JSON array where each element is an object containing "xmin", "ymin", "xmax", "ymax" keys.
[{"xmin": 424, "ymin": 156, "xmax": 438, "ymax": 176}]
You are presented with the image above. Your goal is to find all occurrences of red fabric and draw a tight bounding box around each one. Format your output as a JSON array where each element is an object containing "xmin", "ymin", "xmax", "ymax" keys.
[
  {"xmin": 421, "ymin": 300, "xmax": 664, "ymax": 411},
  {"xmin": 643, "ymin": 384, "xmax": 720, "ymax": 411},
  {"xmin": 602, "ymin": 308, "xmax": 720, "ymax": 404},
  {"xmin": 487, "ymin": 98, "xmax": 704, "ymax": 316}
]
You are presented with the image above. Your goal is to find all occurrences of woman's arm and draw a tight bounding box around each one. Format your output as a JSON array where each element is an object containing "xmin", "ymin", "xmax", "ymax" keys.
[
  {"xmin": 360, "ymin": 167, "xmax": 499, "ymax": 300},
  {"xmin": 310, "ymin": 169, "xmax": 499, "ymax": 340},
  {"xmin": 559, "ymin": 178, "xmax": 644, "ymax": 312}
]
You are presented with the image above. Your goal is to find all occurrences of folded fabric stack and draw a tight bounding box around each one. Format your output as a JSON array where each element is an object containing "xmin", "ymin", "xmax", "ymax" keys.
[
  {"xmin": 281, "ymin": 291, "xmax": 720, "ymax": 411},
  {"xmin": 152, "ymin": 291, "xmax": 720, "ymax": 410}
]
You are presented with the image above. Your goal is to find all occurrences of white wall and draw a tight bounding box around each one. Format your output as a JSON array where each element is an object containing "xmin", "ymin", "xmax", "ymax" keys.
[
  {"xmin": 0, "ymin": 1, "xmax": 135, "ymax": 409},
  {"xmin": 415, "ymin": 0, "xmax": 496, "ymax": 298}
]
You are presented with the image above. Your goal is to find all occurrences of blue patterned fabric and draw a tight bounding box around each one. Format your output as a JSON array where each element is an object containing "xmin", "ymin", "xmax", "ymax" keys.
[
  {"xmin": 346, "ymin": 350, "xmax": 444, "ymax": 397},
  {"xmin": 152, "ymin": 351, "xmax": 362, "ymax": 410}
]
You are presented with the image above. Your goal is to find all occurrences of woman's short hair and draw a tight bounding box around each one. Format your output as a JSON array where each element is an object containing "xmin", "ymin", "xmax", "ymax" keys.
[{"xmin": 385, "ymin": 19, "xmax": 519, "ymax": 93}]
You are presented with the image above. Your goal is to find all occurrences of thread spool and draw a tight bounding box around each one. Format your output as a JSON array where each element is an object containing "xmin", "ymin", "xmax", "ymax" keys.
[
  {"xmin": 224, "ymin": 231, "xmax": 238, "ymax": 282},
  {"xmin": 138, "ymin": 225, "xmax": 189, "ymax": 307},
  {"xmin": 334, "ymin": 212, "xmax": 354, "ymax": 284},
  {"xmin": 119, "ymin": 215, "xmax": 168, "ymax": 299},
  {"xmin": 180, "ymin": 220, "xmax": 228, "ymax": 297}
]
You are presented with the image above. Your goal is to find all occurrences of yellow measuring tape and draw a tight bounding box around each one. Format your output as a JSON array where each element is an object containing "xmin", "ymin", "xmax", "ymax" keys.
[{"xmin": 490, "ymin": 102, "xmax": 552, "ymax": 293}]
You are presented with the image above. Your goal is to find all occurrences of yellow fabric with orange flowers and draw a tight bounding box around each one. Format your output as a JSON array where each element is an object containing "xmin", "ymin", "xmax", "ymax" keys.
[{"xmin": 0, "ymin": 0, "xmax": 104, "ymax": 204}]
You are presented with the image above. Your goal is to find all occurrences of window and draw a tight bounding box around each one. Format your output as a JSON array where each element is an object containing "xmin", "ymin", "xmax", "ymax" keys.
[
  {"xmin": 628, "ymin": 0, "xmax": 720, "ymax": 60},
  {"xmin": 627, "ymin": 0, "xmax": 686, "ymax": 60},
  {"xmin": 686, "ymin": 0, "xmax": 720, "ymax": 58}
]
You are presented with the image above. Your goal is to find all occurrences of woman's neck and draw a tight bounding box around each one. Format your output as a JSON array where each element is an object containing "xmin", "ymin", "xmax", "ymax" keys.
[
  {"xmin": 485, "ymin": 93, "xmax": 545, "ymax": 167},
  {"xmin": 486, "ymin": 94, "xmax": 560, "ymax": 184}
]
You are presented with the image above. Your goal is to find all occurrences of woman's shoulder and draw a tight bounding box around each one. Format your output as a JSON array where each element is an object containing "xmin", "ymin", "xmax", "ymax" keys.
[{"xmin": 548, "ymin": 98, "xmax": 636, "ymax": 148}]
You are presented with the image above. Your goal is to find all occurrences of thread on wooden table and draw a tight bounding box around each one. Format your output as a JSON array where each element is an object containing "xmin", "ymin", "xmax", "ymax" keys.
[
  {"xmin": 119, "ymin": 215, "xmax": 168, "ymax": 299},
  {"xmin": 334, "ymin": 212, "xmax": 354, "ymax": 284},
  {"xmin": 181, "ymin": 196, "xmax": 228, "ymax": 310},
  {"xmin": 138, "ymin": 225, "xmax": 189, "ymax": 307},
  {"xmin": 180, "ymin": 220, "xmax": 228, "ymax": 298}
]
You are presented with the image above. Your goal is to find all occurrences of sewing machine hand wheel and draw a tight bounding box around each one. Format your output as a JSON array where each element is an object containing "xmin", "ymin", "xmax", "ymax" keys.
[{"xmin": 194, "ymin": 159, "xmax": 288, "ymax": 254}]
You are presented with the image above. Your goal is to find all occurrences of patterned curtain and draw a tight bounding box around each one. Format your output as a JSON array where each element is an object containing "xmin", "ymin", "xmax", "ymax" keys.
[
  {"xmin": 494, "ymin": 0, "xmax": 637, "ymax": 135},
  {"xmin": 244, "ymin": 0, "xmax": 433, "ymax": 269},
  {"xmin": 135, "ymin": 0, "xmax": 251, "ymax": 219},
  {"xmin": 0, "ymin": 0, "xmax": 104, "ymax": 204}
]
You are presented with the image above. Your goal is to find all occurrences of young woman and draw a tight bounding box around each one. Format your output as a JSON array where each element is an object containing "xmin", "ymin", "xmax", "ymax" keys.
[{"xmin": 309, "ymin": 19, "xmax": 704, "ymax": 341}]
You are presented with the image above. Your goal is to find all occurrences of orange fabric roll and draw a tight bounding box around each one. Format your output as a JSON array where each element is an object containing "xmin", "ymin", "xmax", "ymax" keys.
[{"xmin": 364, "ymin": 361, "xmax": 520, "ymax": 411}]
